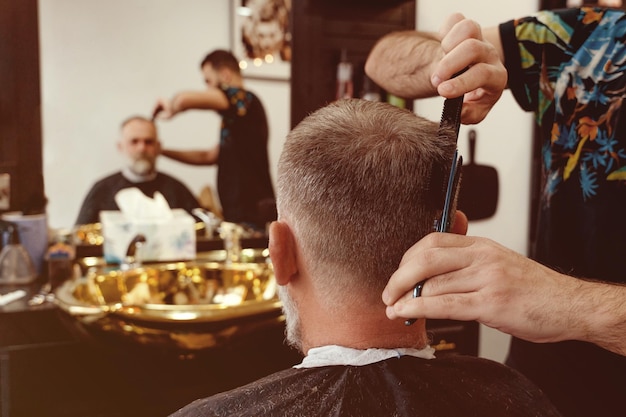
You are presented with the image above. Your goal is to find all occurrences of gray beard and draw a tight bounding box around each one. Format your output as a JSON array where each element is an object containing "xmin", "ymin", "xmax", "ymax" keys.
[
  {"xmin": 121, "ymin": 157, "xmax": 157, "ymax": 183},
  {"xmin": 277, "ymin": 285, "xmax": 303, "ymax": 352},
  {"xmin": 131, "ymin": 158, "xmax": 153, "ymax": 176}
]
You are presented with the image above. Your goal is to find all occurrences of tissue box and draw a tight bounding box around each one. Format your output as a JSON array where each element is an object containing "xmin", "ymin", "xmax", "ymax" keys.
[{"xmin": 100, "ymin": 209, "xmax": 196, "ymax": 264}]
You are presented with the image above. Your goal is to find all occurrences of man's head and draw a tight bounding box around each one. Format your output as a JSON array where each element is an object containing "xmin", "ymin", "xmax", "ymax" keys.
[
  {"xmin": 117, "ymin": 116, "xmax": 160, "ymax": 177},
  {"xmin": 200, "ymin": 49, "xmax": 242, "ymax": 88},
  {"xmin": 270, "ymin": 99, "xmax": 464, "ymax": 351}
]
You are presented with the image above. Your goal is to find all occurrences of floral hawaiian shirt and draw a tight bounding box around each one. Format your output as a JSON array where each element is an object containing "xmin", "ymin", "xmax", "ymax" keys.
[{"xmin": 501, "ymin": 7, "xmax": 626, "ymax": 281}]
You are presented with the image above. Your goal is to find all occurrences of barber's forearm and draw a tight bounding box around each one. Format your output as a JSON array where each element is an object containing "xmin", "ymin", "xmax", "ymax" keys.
[
  {"xmin": 573, "ymin": 280, "xmax": 626, "ymax": 356},
  {"xmin": 161, "ymin": 148, "xmax": 216, "ymax": 166},
  {"xmin": 169, "ymin": 93, "xmax": 191, "ymax": 115},
  {"xmin": 365, "ymin": 30, "xmax": 442, "ymax": 99}
]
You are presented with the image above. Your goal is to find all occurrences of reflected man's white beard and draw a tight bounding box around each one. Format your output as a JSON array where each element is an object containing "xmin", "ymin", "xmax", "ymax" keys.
[
  {"xmin": 122, "ymin": 152, "xmax": 156, "ymax": 179},
  {"xmin": 130, "ymin": 157, "xmax": 154, "ymax": 176},
  {"xmin": 277, "ymin": 286, "xmax": 303, "ymax": 352}
]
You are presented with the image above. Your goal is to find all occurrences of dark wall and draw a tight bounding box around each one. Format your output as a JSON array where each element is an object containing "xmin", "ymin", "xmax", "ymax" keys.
[
  {"xmin": 291, "ymin": 0, "xmax": 416, "ymax": 128},
  {"xmin": 0, "ymin": 0, "xmax": 45, "ymax": 215}
]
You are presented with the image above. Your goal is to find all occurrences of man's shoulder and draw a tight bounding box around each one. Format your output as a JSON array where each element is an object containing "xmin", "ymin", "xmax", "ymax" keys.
[
  {"xmin": 87, "ymin": 172, "xmax": 126, "ymax": 191},
  {"xmin": 155, "ymin": 171, "xmax": 183, "ymax": 182},
  {"xmin": 221, "ymin": 85, "xmax": 264, "ymax": 106},
  {"xmin": 154, "ymin": 171, "xmax": 194, "ymax": 189},
  {"xmin": 169, "ymin": 367, "xmax": 306, "ymax": 416},
  {"xmin": 170, "ymin": 358, "xmax": 561, "ymax": 417},
  {"xmin": 402, "ymin": 354, "xmax": 522, "ymax": 379}
]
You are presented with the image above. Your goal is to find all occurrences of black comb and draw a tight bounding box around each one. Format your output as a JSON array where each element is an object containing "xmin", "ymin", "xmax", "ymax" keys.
[{"xmin": 405, "ymin": 69, "xmax": 466, "ymax": 326}]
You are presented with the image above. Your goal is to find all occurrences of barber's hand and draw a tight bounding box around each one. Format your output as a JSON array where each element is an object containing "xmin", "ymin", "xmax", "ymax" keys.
[
  {"xmin": 432, "ymin": 13, "xmax": 507, "ymax": 124},
  {"xmin": 382, "ymin": 233, "xmax": 580, "ymax": 345},
  {"xmin": 152, "ymin": 97, "xmax": 175, "ymax": 120}
]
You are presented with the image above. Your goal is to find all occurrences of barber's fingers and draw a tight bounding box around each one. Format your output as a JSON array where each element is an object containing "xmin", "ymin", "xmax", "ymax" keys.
[
  {"xmin": 386, "ymin": 247, "xmax": 577, "ymax": 345},
  {"xmin": 438, "ymin": 12, "xmax": 468, "ymax": 41},
  {"xmin": 385, "ymin": 248, "xmax": 494, "ymax": 322},
  {"xmin": 430, "ymin": 16, "xmax": 506, "ymax": 124},
  {"xmin": 431, "ymin": 16, "xmax": 483, "ymax": 88},
  {"xmin": 457, "ymin": 64, "xmax": 507, "ymax": 124},
  {"xmin": 439, "ymin": 15, "xmax": 484, "ymax": 54},
  {"xmin": 382, "ymin": 233, "xmax": 475, "ymax": 306},
  {"xmin": 153, "ymin": 98, "xmax": 174, "ymax": 120},
  {"xmin": 386, "ymin": 291, "xmax": 482, "ymax": 322},
  {"xmin": 434, "ymin": 39, "xmax": 504, "ymax": 94}
]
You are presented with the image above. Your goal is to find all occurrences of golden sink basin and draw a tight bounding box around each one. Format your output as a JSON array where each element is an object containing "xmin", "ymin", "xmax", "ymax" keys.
[{"xmin": 55, "ymin": 249, "xmax": 284, "ymax": 353}]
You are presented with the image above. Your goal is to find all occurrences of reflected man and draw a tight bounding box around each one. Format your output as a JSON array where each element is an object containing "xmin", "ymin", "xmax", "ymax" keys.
[{"xmin": 75, "ymin": 116, "xmax": 200, "ymax": 225}]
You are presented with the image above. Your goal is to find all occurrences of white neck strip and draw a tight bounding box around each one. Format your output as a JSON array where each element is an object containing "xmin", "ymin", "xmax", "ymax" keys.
[
  {"xmin": 121, "ymin": 167, "xmax": 157, "ymax": 183},
  {"xmin": 295, "ymin": 345, "xmax": 436, "ymax": 369}
]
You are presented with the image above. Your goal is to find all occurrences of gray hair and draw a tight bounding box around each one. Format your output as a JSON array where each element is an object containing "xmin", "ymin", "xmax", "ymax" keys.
[
  {"xmin": 120, "ymin": 115, "xmax": 154, "ymax": 130},
  {"xmin": 276, "ymin": 99, "xmax": 455, "ymax": 305}
]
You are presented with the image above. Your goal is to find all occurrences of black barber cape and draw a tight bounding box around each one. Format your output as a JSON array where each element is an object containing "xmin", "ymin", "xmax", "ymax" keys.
[{"xmin": 170, "ymin": 355, "xmax": 561, "ymax": 417}]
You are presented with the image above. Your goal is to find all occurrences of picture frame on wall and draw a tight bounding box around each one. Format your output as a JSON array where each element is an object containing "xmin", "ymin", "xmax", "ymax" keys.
[{"xmin": 230, "ymin": 0, "xmax": 292, "ymax": 80}]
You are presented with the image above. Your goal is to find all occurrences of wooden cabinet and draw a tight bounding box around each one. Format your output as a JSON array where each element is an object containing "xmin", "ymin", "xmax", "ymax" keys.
[
  {"xmin": 0, "ymin": 0, "xmax": 45, "ymax": 215},
  {"xmin": 0, "ymin": 302, "xmax": 302, "ymax": 417},
  {"xmin": 291, "ymin": 0, "xmax": 416, "ymax": 128}
]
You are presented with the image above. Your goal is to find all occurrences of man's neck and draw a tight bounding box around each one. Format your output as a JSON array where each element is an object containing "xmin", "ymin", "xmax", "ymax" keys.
[
  {"xmin": 300, "ymin": 304, "xmax": 429, "ymax": 354},
  {"xmin": 121, "ymin": 167, "xmax": 157, "ymax": 183}
]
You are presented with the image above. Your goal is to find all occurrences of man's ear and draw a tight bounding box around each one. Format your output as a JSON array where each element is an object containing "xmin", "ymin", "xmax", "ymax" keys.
[
  {"xmin": 268, "ymin": 221, "xmax": 298, "ymax": 286},
  {"xmin": 451, "ymin": 210, "xmax": 468, "ymax": 235}
]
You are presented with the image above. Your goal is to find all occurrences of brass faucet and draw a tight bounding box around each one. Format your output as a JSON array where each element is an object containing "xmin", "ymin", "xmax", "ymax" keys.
[
  {"xmin": 121, "ymin": 234, "xmax": 147, "ymax": 270},
  {"xmin": 219, "ymin": 222, "xmax": 243, "ymax": 264}
]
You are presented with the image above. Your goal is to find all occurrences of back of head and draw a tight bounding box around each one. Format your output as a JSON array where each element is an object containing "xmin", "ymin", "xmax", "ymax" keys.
[
  {"xmin": 277, "ymin": 99, "xmax": 455, "ymax": 299},
  {"xmin": 200, "ymin": 49, "xmax": 241, "ymax": 74}
]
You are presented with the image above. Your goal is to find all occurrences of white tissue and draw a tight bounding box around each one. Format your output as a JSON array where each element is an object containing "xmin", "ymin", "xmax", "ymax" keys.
[
  {"xmin": 114, "ymin": 188, "xmax": 173, "ymax": 221},
  {"xmin": 102, "ymin": 188, "xmax": 195, "ymax": 263}
]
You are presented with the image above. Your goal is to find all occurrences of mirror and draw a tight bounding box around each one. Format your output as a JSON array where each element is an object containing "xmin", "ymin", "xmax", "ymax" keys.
[{"xmin": 39, "ymin": 0, "xmax": 290, "ymax": 229}]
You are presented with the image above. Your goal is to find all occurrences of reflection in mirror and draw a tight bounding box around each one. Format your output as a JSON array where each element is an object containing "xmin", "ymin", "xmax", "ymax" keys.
[{"xmin": 39, "ymin": 0, "xmax": 289, "ymax": 230}]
